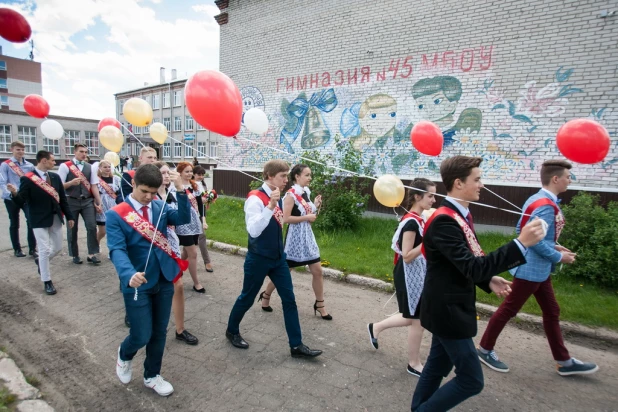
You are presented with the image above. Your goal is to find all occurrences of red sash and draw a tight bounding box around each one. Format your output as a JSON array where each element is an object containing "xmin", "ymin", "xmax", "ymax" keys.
[
  {"xmin": 393, "ymin": 212, "xmax": 424, "ymax": 265},
  {"xmin": 64, "ymin": 161, "xmax": 91, "ymax": 191},
  {"xmin": 248, "ymin": 189, "xmax": 283, "ymax": 228},
  {"xmin": 287, "ymin": 188, "xmax": 313, "ymax": 215},
  {"xmin": 421, "ymin": 207, "xmax": 485, "ymax": 258},
  {"xmin": 520, "ymin": 198, "xmax": 564, "ymax": 242},
  {"xmin": 186, "ymin": 188, "xmax": 199, "ymax": 212},
  {"xmin": 25, "ymin": 172, "xmax": 60, "ymax": 204},
  {"xmin": 4, "ymin": 159, "xmax": 25, "ymax": 177},
  {"xmin": 112, "ymin": 202, "xmax": 189, "ymax": 278},
  {"xmin": 98, "ymin": 179, "xmax": 117, "ymax": 199}
]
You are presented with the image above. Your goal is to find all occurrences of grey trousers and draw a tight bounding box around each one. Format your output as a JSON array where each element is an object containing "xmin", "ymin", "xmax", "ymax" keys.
[
  {"xmin": 198, "ymin": 232, "xmax": 211, "ymax": 265},
  {"xmin": 66, "ymin": 197, "xmax": 99, "ymax": 257}
]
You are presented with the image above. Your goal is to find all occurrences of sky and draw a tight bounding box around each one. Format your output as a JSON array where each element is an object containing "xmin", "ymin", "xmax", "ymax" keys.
[{"xmin": 0, "ymin": 0, "xmax": 220, "ymax": 119}]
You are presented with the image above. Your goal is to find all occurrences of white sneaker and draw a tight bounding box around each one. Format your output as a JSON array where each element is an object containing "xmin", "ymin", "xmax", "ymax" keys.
[
  {"xmin": 116, "ymin": 347, "xmax": 132, "ymax": 384},
  {"xmin": 143, "ymin": 375, "xmax": 174, "ymax": 396}
]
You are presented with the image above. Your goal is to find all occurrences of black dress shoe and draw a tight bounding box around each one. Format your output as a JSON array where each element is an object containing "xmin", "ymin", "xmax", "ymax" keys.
[
  {"xmin": 192, "ymin": 286, "xmax": 206, "ymax": 294},
  {"xmin": 176, "ymin": 330, "xmax": 199, "ymax": 345},
  {"xmin": 124, "ymin": 315, "xmax": 130, "ymax": 328},
  {"xmin": 44, "ymin": 281, "xmax": 57, "ymax": 295},
  {"xmin": 72, "ymin": 256, "xmax": 83, "ymax": 264},
  {"xmin": 29, "ymin": 249, "xmax": 38, "ymax": 258},
  {"xmin": 225, "ymin": 330, "xmax": 249, "ymax": 349},
  {"xmin": 87, "ymin": 256, "xmax": 101, "ymax": 264},
  {"xmin": 14, "ymin": 250, "xmax": 26, "ymax": 257},
  {"xmin": 290, "ymin": 344, "xmax": 322, "ymax": 358}
]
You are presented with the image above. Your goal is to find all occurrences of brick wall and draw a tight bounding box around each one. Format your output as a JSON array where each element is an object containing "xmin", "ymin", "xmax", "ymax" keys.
[{"xmin": 217, "ymin": 0, "xmax": 618, "ymax": 191}]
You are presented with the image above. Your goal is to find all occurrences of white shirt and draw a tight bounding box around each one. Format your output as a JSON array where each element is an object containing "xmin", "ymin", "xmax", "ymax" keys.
[
  {"xmin": 445, "ymin": 196, "xmax": 470, "ymax": 220},
  {"xmin": 128, "ymin": 194, "xmax": 152, "ymax": 222},
  {"xmin": 35, "ymin": 168, "xmax": 47, "ymax": 179},
  {"xmin": 195, "ymin": 181, "xmax": 206, "ymax": 194},
  {"xmin": 57, "ymin": 157, "xmax": 99, "ymax": 185},
  {"xmin": 244, "ymin": 183, "xmax": 277, "ymax": 238}
]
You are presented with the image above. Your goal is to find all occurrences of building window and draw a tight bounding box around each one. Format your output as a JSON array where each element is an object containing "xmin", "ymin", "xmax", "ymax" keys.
[
  {"xmin": 44, "ymin": 138, "xmax": 60, "ymax": 155},
  {"xmin": 65, "ymin": 130, "xmax": 80, "ymax": 156},
  {"xmin": 118, "ymin": 99, "xmax": 125, "ymax": 114},
  {"xmin": 135, "ymin": 126, "xmax": 141, "ymax": 134},
  {"xmin": 163, "ymin": 117, "xmax": 171, "ymax": 130},
  {"xmin": 173, "ymin": 142, "xmax": 182, "ymax": 158},
  {"xmin": 197, "ymin": 123, "xmax": 205, "ymax": 131},
  {"xmin": 197, "ymin": 141, "xmax": 206, "ymax": 158},
  {"xmin": 0, "ymin": 96, "xmax": 8, "ymax": 106},
  {"xmin": 17, "ymin": 126, "xmax": 37, "ymax": 154},
  {"xmin": 163, "ymin": 92, "xmax": 170, "ymax": 108},
  {"xmin": 0, "ymin": 79, "xmax": 7, "ymax": 89},
  {"xmin": 152, "ymin": 94, "xmax": 160, "ymax": 109},
  {"xmin": 184, "ymin": 142, "xmax": 193, "ymax": 158},
  {"xmin": 173, "ymin": 90, "xmax": 181, "ymax": 107},
  {"xmin": 209, "ymin": 141, "xmax": 218, "ymax": 158},
  {"xmin": 0, "ymin": 61, "xmax": 6, "ymax": 70},
  {"xmin": 185, "ymin": 115, "xmax": 194, "ymax": 130},
  {"xmin": 174, "ymin": 116, "xmax": 182, "ymax": 131},
  {"xmin": 85, "ymin": 131, "xmax": 99, "ymax": 156},
  {"xmin": 144, "ymin": 123, "xmax": 149, "ymax": 133},
  {"xmin": 163, "ymin": 142, "xmax": 171, "ymax": 158},
  {"xmin": 0, "ymin": 125, "xmax": 11, "ymax": 152},
  {"xmin": 144, "ymin": 95, "xmax": 151, "ymax": 106}
]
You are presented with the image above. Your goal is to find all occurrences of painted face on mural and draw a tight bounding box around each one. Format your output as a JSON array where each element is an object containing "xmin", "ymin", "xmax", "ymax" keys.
[
  {"xmin": 359, "ymin": 105, "xmax": 397, "ymax": 137},
  {"xmin": 416, "ymin": 91, "xmax": 458, "ymax": 127}
]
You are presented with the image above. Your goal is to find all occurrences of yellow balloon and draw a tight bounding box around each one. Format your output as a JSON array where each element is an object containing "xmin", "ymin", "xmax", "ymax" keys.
[
  {"xmin": 149, "ymin": 122, "xmax": 168, "ymax": 144},
  {"xmin": 103, "ymin": 151, "xmax": 120, "ymax": 167},
  {"xmin": 99, "ymin": 125, "xmax": 124, "ymax": 152},
  {"xmin": 373, "ymin": 175, "xmax": 405, "ymax": 207},
  {"xmin": 123, "ymin": 97, "xmax": 153, "ymax": 127}
]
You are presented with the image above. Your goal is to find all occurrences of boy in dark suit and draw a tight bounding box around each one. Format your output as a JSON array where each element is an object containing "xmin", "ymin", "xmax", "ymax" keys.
[
  {"xmin": 106, "ymin": 164, "xmax": 190, "ymax": 396},
  {"xmin": 411, "ymin": 156, "xmax": 545, "ymax": 412},
  {"xmin": 7, "ymin": 150, "xmax": 74, "ymax": 295},
  {"xmin": 478, "ymin": 160, "xmax": 598, "ymax": 376}
]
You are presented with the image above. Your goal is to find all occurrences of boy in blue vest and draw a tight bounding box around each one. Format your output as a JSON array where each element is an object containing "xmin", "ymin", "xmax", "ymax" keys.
[{"xmin": 226, "ymin": 160, "xmax": 322, "ymax": 358}]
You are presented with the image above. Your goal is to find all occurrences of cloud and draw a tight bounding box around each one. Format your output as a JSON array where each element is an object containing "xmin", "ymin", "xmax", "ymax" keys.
[{"xmin": 14, "ymin": 0, "xmax": 220, "ymax": 119}]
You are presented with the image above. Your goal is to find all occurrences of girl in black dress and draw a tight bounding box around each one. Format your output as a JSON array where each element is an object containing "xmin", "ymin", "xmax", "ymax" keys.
[{"xmin": 367, "ymin": 178, "xmax": 436, "ymax": 377}]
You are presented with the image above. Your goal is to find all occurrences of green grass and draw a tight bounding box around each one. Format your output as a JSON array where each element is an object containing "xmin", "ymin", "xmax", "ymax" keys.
[
  {"xmin": 0, "ymin": 386, "xmax": 17, "ymax": 411},
  {"xmin": 206, "ymin": 197, "xmax": 618, "ymax": 330}
]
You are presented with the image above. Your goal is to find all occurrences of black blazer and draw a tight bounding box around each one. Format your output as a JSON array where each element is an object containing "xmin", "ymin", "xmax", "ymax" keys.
[
  {"xmin": 420, "ymin": 199, "xmax": 526, "ymax": 339},
  {"xmin": 12, "ymin": 171, "xmax": 74, "ymax": 228}
]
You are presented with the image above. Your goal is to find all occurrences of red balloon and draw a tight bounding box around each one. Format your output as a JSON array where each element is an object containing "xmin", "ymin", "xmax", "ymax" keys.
[
  {"xmin": 410, "ymin": 121, "xmax": 444, "ymax": 156},
  {"xmin": 23, "ymin": 94, "xmax": 50, "ymax": 119},
  {"xmin": 0, "ymin": 8, "xmax": 32, "ymax": 43},
  {"xmin": 98, "ymin": 117, "xmax": 122, "ymax": 132},
  {"xmin": 184, "ymin": 70, "xmax": 242, "ymax": 137},
  {"xmin": 556, "ymin": 119, "xmax": 610, "ymax": 164}
]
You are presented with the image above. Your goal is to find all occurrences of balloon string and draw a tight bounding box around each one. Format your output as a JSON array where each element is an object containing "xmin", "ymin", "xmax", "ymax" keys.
[
  {"xmin": 236, "ymin": 136, "xmax": 533, "ymax": 217},
  {"xmin": 119, "ymin": 123, "xmax": 146, "ymax": 148}
]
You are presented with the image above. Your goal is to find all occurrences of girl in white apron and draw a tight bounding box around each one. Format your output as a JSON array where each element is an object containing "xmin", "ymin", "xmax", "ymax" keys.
[{"xmin": 367, "ymin": 178, "xmax": 436, "ymax": 377}]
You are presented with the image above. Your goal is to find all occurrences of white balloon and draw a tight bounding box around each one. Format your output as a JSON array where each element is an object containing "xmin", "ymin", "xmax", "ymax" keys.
[
  {"xmin": 40, "ymin": 119, "xmax": 64, "ymax": 140},
  {"xmin": 243, "ymin": 108, "xmax": 269, "ymax": 135}
]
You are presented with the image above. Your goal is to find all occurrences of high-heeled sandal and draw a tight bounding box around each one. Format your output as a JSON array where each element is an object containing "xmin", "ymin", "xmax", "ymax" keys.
[
  {"xmin": 258, "ymin": 291, "xmax": 273, "ymax": 312},
  {"xmin": 313, "ymin": 300, "xmax": 332, "ymax": 320}
]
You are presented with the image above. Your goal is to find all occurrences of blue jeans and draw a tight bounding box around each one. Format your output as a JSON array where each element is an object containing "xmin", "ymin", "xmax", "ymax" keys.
[
  {"xmin": 411, "ymin": 335, "xmax": 484, "ymax": 412},
  {"xmin": 227, "ymin": 252, "xmax": 302, "ymax": 347},
  {"xmin": 4, "ymin": 199, "xmax": 36, "ymax": 252},
  {"xmin": 119, "ymin": 276, "xmax": 174, "ymax": 379}
]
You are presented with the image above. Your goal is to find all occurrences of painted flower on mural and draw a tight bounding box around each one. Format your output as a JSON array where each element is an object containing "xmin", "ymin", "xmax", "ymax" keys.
[
  {"xmin": 450, "ymin": 128, "xmax": 483, "ymax": 155},
  {"xmin": 516, "ymin": 81, "xmax": 568, "ymax": 117},
  {"xmin": 485, "ymin": 87, "xmax": 506, "ymax": 105}
]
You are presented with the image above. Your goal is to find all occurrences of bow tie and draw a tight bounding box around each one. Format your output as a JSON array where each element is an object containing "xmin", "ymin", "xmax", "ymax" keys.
[
  {"xmin": 76, "ymin": 161, "xmax": 85, "ymax": 166},
  {"xmin": 556, "ymin": 199, "xmax": 561, "ymax": 204}
]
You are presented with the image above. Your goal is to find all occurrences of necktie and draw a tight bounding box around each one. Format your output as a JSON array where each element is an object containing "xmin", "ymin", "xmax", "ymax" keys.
[
  {"xmin": 140, "ymin": 206, "xmax": 149, "ymax": 223},
  {"xmin": 466, "ymin": 212, "xmax": 476, "ymax": 233},
  {"xmin": 44, "ymin": 172, "xmax": 51, "ymax": 184}
]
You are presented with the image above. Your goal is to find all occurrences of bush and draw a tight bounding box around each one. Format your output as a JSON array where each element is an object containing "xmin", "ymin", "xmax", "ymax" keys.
[{"xmin": 560, "ymin": 192, "xmax": 618, "ymax": 287}]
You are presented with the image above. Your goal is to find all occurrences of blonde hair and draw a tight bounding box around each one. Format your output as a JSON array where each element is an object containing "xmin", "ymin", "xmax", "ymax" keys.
[
  {"xmin": 263, "ymin": 160, "xmax": 290, "ymax": 180},
  {"xmin": 97, "ymin": 160, "xmax": 112, "ymax": 177},
  {"xmin": 358, "ymin": 94, "xmax": 397, "ymax": 118},
  {"xmin": 140, "ymin": 147, "xmax": 156, "ymax": 157}
]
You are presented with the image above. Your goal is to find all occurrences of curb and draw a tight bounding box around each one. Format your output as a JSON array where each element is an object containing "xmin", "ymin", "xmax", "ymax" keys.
[
  {"xmin": 208, "ymin": 239, "xmax": 618, "ymax": 346},
  {"xmin": 0, "ymin": 351, "xmax": 55, "ymax": 411}
]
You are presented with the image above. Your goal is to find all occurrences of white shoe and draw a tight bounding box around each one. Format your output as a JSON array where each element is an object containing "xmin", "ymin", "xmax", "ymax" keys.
[
  {"xmin": 144, "ymin": 375, "xmax": 174, "ymax": 396},
  {"xmin": 116, "ymin": 347, "xmax": 132, "ymax": 384}
]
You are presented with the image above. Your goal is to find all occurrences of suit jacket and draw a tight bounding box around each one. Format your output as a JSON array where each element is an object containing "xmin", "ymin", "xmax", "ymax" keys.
[
  {"xmin": 11, "ymin": 172, "xmax": 74, "ymax": 228},
  {"xmin": 510, "ymin": 189, "xmax": 562, "ymax": 282},
  {"xmin": 106, "ymin": 193, "xmax": 191, "ymax": 293},
  {"xmin": 420, "ymin": 199, "xmax": 526, "ymax": 339}
]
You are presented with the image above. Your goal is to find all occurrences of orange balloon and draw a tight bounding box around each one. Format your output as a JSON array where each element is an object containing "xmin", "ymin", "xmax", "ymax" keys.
[
  {"xmin": 99, "ymin": 125, "xmax": 124, "ymax": 152},
  {"xmin": 373, "ymin": 175, "xmax": 405, "ymax": 207},
  {"xmin": 123, "ymin": 98, "xmax": 153, "ymax": 127}
]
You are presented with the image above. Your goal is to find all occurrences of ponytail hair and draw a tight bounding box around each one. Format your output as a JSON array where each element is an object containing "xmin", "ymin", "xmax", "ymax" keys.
[{"xmin": 405, "ymin": 178, "xmax": 436, "ymax": 209}]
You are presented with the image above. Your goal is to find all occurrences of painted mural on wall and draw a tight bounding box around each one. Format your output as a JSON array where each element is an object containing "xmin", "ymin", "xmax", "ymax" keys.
[{"xmin": 222, "ymin": 47, "xmax": 617, "ymax": 187}]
